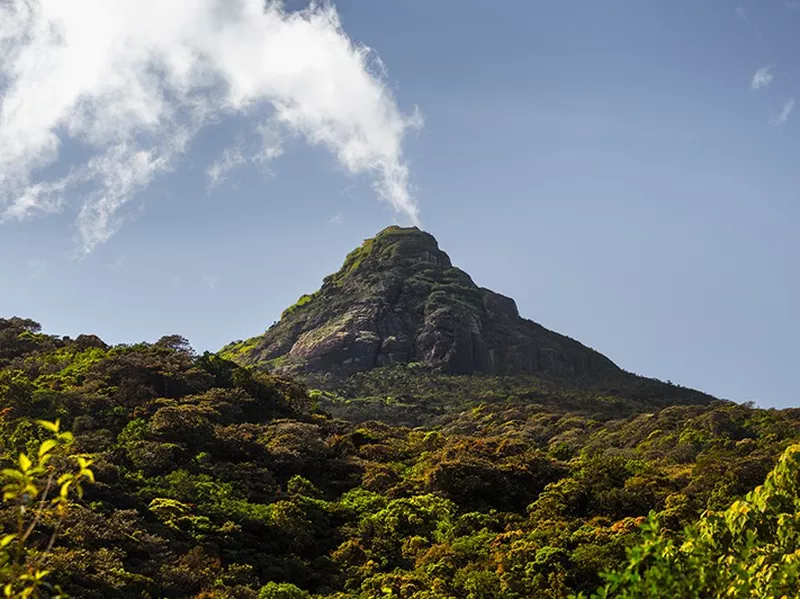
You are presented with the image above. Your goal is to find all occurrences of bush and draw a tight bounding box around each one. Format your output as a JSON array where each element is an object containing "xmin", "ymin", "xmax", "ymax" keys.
[{"xmin": 258, "ymin": 581, "xmax": 310, "ymax": 599}]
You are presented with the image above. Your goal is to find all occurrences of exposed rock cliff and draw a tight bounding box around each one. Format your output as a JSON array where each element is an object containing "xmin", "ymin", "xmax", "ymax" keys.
[{"xmin": 221, "ymin": 226, "xmax": 621, "ymax": 380}]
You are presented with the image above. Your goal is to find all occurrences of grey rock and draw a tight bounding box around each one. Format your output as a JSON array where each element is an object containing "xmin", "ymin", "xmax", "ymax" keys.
[{"xmin": 221, "ymin": 226, "xmax": 621, "ymax": 380}]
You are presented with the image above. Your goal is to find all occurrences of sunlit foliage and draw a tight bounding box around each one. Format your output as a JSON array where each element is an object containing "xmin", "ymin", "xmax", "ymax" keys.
[{"xmin": 0, "ymin": 317, "xmax": 798, "ymax": 597}]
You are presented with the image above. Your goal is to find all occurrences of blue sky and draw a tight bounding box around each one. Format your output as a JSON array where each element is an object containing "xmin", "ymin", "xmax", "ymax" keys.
[{"xmin": 1, "ymin": 1, "xmax": 798, "ymax": 407}]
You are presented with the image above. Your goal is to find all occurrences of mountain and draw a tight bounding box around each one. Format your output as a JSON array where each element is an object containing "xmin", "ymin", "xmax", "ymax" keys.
[
  {"xmin": 220, "ymin": 226, "xmax": 717, "ymax": 425},
  {"xmin": 222, "ymin": 226, "xmax": 620, "ymax": 381},
  {"xmin": 1, "ymin": 262, "xmax": 795, "ymax": 597}
]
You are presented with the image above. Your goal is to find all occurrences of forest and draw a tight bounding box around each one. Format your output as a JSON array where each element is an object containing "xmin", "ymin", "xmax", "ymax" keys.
[{"xmin": 1, "ymin": 316, "xmax": 799, "ymax": 598}]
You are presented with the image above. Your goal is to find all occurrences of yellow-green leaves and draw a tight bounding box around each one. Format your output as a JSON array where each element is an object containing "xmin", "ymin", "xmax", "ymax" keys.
[
  {"xmin": 0, "ymin": 419, "xmax": 95, "ymax": 598},
  {"xmin": 16, "ymin": 455, "xmax": 30, "ymax": 475},
  {"xmin": 35, "ymin": 420, "xmax": 59, "ymax": 434},
  {"xmin": 579, "ymin": 443, "xmax": 800, "ymax": 599},
  {"xmin": 37, "ymin": 440, "xmax": 56, "ymax": 460}
]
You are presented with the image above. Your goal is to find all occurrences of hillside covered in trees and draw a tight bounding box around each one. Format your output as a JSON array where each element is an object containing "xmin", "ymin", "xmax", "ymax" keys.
[{"xmin": 2, "ymin": 315, "xmax": 800, "ymax": 598}]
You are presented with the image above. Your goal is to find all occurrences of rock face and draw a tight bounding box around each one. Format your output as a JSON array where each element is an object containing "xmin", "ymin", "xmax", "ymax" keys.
[{"xmin": 222, "ymin": 226, "xmax": 621, "ymax": 379}]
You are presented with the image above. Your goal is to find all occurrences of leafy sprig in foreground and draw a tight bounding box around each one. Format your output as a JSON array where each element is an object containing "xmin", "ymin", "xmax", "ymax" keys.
[{"xmin": 1, "ymin": 420, "xmax": 93, "ymax": 598}]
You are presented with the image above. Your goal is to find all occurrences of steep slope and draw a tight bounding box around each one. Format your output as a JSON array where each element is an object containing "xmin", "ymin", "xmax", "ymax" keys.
[{"xmin": 222, "ymin": 226, "xmax": 620, "ymax": 381}]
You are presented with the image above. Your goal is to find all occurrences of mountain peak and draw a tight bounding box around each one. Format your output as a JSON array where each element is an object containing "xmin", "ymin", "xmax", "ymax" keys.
[
  {"xmin": 323, "ymin": 226, "xmax": 452, "ymax": 288},
  {"xmin": 222, "ymin": 227, "xmax": 620, "ymax": 381}
]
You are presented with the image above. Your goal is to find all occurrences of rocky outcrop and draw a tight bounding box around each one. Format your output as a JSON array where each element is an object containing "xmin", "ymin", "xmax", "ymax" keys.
[{"xmin": 221, "ymin": 226, "xmax": 621, "ymax": 380}]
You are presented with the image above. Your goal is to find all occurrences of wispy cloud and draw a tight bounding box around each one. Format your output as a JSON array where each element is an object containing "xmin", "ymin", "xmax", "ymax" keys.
[
  {"xmin": 750, "ymin": 66, "xmax": 774, "ymax": 90},
  {"xmin": 328, "ymin": 212, "xmax": 344, "ymax": 225},
  {"xmin": 206, "ymin": 142, "xmax": 247, "ymax": 190},
  {"xmin": 206, "ymin": 125, "xmax": 285, "ymax": 190},
  {"xmin": 0, "ymin": 0, "xmax": 422, "ymax": 253},
  {"xmin": 770, "ymin": 98, "xmax": 795, "ymax": 126},
  {"xmin": 254, "ymin": 123, "xmax": 284, "ymax": 167}
]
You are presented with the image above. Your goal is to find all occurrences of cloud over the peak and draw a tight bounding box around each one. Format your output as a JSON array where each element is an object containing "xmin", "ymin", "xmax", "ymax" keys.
[
  {"xmin": 750, "ymin": 66, "xmax": 774, "ymax": 90},
  {"xmin": 0, "ymin": 0, "xmax": 421, "ymax": 252}
]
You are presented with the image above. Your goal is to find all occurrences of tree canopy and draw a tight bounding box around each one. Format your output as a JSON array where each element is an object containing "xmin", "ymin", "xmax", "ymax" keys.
[{"xmin": 0, "ymin": 319, "xmax": 799, "ymax": 598}]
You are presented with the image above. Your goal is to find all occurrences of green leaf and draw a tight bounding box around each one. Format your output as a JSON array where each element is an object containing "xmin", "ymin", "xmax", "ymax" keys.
[
  {"xmin": 18, "ymin": 453, "xmax": 32, "ymax": 473},
  {"xmin": 36, "ymin": 420, "xmax": 60, "ymax": 433},
  {"xmin": 38, "ymin": 439, "xmax": 58, "ymax": 458}
]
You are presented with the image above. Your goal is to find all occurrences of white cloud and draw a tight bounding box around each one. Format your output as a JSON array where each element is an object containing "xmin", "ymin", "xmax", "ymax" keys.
[
  {"xmin": 206, "ymin": 142, "xmax": 247, "ymax": 189},
  {"xmin": 770, "ymin": 98, "xmax": 795, "ymax": 126},
  {"xmin": 0, "ymin": 0, "xmax": 421, "ymax": 253},
  {"xmin": 750, "ymin": 66, "xmax": 773, "ymax": 90},
  {"xmin": 328, "ymin": 212, "xmax": 344, "ymax": 225},
  {"xmin": 254, "ymin": 122, "xmax": 285, "ymax": 166},
  {"xmin": 206, "ymin": 125, "xmax": 285, "ymax": 189}
]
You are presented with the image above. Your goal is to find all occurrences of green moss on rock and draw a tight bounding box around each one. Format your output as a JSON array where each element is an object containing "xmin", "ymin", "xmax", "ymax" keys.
[{"xmin": 281, "ymin": 292, "xmax": 319, "ymax": 319}]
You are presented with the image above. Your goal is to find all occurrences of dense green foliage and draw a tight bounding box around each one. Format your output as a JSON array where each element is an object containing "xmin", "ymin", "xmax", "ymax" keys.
[
  {"xmin": 311, "ymin": 364, "xmax": 717, "ymax": 428},
  {"xmin": 576, "ymin": 442, "xmax": 800, "ymax": 598},
  {"xmin": 1, "ymin": 317, "xmax": 799, "ymax": 597}
]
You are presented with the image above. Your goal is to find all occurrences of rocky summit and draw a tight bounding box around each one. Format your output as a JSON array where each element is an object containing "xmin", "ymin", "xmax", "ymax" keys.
[{"xmin": 222, "ymin": 226, "xmax": 621, "ymax": 380}]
